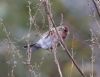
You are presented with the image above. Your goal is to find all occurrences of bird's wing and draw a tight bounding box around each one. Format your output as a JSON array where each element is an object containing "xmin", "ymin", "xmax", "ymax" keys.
[
  {"xmin": 44, "ymin": 30, "xmax": 54, "ymax": 38},
  {"xmin": 40, "ymin": 31, "xmax": 50, "ymax": 39}
]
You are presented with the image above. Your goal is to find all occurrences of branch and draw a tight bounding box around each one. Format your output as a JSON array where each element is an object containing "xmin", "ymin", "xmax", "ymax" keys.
[
  {"xmin": 42, "ymin": 0, "xmax": 63, "ymax": 77},
  {"xmin": 41, "ymin": 0, "xmax": 86, "ymax": 77},
  {"xmin": 52, "ymin": 44, "xmax": 63, "ymax": 77},
  {"xmin": 92, "ymin": 0, "xmax": 100, "ymax": 18}
]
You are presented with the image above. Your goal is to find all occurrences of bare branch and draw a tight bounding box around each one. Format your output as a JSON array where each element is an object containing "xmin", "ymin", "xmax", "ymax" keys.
[
  {"xmin": 92, "ymin": 0, "xmax": 100, "ymax": 18},
  {"xmin": 52, "ymin": 44, "xmax": 63, "ymax": 77},
  {"xmin": 41, "ymin": 0, "xmax": 86, "ymax": 77}
]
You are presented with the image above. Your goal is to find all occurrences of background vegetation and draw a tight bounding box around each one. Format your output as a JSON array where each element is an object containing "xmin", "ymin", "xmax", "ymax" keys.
[{"xmin": 0, "ymin": 0, "xmax": 100, "ymax": 77}]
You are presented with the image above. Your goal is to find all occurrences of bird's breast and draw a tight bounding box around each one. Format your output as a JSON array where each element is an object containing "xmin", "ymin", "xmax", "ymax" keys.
[{"xmin": 37, "ymin": 36, "xmax": 53, "ymax": 49}]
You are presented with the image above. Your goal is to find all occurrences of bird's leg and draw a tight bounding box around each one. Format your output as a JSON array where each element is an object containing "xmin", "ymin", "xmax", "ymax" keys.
[{"xmin": 48, "ymin": 47, "xmax": 53, "ymax": 53}]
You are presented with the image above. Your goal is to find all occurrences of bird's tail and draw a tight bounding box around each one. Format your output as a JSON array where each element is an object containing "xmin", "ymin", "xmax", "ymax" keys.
[{"xmin": 24, "ymin": 44, "xmax": 40, "ymax": 51}]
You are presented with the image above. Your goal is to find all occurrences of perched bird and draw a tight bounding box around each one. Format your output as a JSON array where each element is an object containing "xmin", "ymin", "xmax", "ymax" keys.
[{"xmin": 24, "ymin": 26, "xmax": 68, "ymax": 51}]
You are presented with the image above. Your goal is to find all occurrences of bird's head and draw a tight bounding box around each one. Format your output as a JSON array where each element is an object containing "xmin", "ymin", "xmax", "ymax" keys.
[
  {"xmin": 57, "ymin": 26, "xmax": 68, "ymax": 32},
  {"xmin": 57, "ymin": 26, "xmax": 69, "ymax": 39}
]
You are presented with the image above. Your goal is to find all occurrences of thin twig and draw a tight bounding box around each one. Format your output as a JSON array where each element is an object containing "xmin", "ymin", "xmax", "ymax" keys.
[
  {"xmin": 0, "ymin": 19, "xmax": 17, "ymax": 77},
  {"xmin": 26, "ymin": 1, "xmax": 32, "ymax": 65},
  {"xmin": 69, "ymin": 35, "xmax": 75, "ymax": 77},
  {"xmin": 41, "ymin": 0, "xmax": 63, "ymax": 77},
  {"xmin": 41, "ymin": 0, "xmax": 86, "ymax": 77},
  {"xmin": 26, "ymin": 2, "xmax": 34, "ymax": 77},
  {"xmin": 89, "ymin": 29, "xmax": 96, "ymax": 77},
  {"xmin": 52, "ymin": 44, "xmax": 63, "ymax": 77},
  {"xmin": 26, "ymin": 1, "xmax": 46, "ymax": 77},
  {"xmin": 92, "ymin": 0, "xmax": 100, "ymax": 18}
]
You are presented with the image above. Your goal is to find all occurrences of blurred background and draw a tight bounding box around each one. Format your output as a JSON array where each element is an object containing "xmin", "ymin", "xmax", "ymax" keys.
[{"xmin": 0, "ymin": 0, "xmax": 100, "ymax": 77}]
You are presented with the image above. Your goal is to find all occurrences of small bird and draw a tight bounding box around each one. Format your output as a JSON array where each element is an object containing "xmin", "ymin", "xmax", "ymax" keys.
[{"xmin": 24, "ymin": 26, "xmax": 68, "ymax": 51}]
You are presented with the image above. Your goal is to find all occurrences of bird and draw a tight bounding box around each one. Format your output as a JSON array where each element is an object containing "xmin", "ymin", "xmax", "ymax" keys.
[{"xmin": 24, "ymin": 26, "xmax": 69, "ymax": 51}]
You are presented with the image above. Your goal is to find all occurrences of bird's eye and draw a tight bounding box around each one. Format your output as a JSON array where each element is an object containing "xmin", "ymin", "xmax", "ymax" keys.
[{"xmin": 64, "ymin": 29, "xmax": 67, "ymax": 32}]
